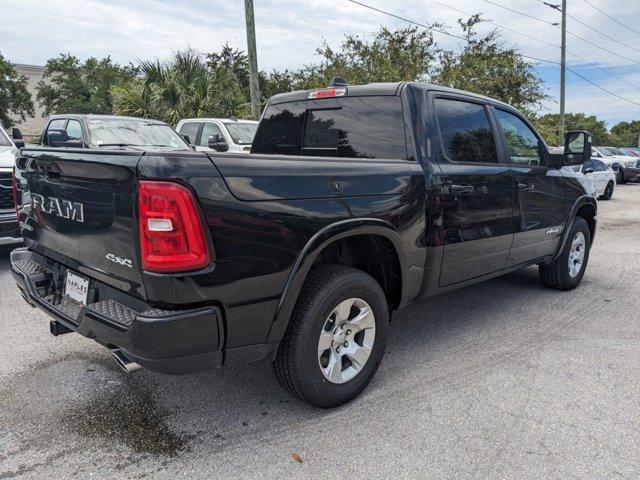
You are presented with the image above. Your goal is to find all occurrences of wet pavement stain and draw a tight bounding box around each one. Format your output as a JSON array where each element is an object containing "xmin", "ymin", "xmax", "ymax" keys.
[{"xmin": 63, "ymin": 388, "xmax": 188, "ymax": 456}]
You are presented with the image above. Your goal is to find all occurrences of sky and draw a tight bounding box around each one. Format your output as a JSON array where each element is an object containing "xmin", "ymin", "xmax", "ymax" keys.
[{"xmin": 2, "ymin": 0, "xmax": 640, "ymax": 127}]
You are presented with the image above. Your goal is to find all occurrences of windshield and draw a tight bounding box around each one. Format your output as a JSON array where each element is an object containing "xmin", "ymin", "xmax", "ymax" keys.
[
  {"xmin": 224, "ymin": 122, "xmax": 258, "ymax": 145},
  {"xmin": 88, "ymin": 119, "xmax": 190, "ymax": 150},
  {"xmin": 601, "ymin": 147, "xmax": 623, "ymax": 156},
  {"xmin": 0, "ymin": 128, "xmax": 12, "ymax": 148}
]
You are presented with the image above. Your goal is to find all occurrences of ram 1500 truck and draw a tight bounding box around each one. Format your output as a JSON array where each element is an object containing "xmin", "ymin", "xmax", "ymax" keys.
[{"xmin": 11, "ymin": 83, "xmax": 596, "ymax": 407}]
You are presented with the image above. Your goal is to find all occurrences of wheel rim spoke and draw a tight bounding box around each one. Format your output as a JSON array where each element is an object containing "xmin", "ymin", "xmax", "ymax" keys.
[
  {"xmin": 347, "ymin": 306, "xmax": 375, "ymax": 333},
  {"xmin": 568, "ymin": 231, "xmax": 586, "ymax": 278},
  {"xmin": 317, "ymin": 297, "xmax": 376, "ymax": 384}
]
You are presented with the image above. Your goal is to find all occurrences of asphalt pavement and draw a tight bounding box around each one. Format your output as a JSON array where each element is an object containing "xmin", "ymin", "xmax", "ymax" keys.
[{"xmin": 1, "ymin": 184, "xmax": 639, "ymax": 479}]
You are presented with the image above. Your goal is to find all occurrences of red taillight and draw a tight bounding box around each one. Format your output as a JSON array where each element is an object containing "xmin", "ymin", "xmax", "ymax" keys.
[
  {"xmin": 138, "ymin": 181, "xmax": 212, "ymax": 273},
  {"xmin": 12, "ymin": 167, "xmax": 19, "ymax": 219}
]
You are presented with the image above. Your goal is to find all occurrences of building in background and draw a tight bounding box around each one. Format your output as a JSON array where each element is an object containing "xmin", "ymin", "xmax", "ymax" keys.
[{"xmin": 10, "ymin": 64, "xmax": 46, "ymax": 136}]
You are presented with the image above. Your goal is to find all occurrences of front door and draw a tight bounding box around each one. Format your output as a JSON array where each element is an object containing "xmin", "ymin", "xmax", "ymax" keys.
[
  {"xmin": 492, "ymin": 108, "xmax": 565, "ymax": 266},
  {"xmin": 433, "ymin": 96, "xmax": 516, "ymax": 286}
]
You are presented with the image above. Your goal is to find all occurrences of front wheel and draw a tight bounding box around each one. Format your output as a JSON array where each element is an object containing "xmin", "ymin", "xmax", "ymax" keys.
[
  {"xmin": 539, "ymin": 217, "xmax": 591, "ymax": 290},
  {"xmin": 616, "ymin": 168, "xmax": 625, "ymax": 184},
  {"xmin": 273, "ymin": 265, "xmax": 389, "ymax": 408}
]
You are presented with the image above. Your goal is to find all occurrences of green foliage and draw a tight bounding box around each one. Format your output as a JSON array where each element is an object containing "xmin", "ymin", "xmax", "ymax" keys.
[
  {"xmin": 293, "ymin": 26, "xmax": 439, "ymax": 89},
  {"xmin": 610, "ymin": 120, "xmax": 640, "ymax": 147},
  {"xmin": 112, "ymin": 50, "xmax": 250, "ymax": 125},
  {"xmin": 0, "ymin": 52, "xmax": 34, "ymax": 128},
  {"xmin": 37, "ymin": 54, "xmax": 136, "ymax": 115},
  {"xmin": 532, "ymin": 113, "xmax": 610, "ymax": 146},
  {"xmin": 432, "ymin": 16, "xmax": 547, "ymax": 114}
]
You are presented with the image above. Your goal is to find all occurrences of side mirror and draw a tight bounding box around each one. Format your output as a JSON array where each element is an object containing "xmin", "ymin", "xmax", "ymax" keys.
[
  {"xmin": 10, "ymin": 127, "xmax": 25, "ymax": 148},
  {"xmin": 47, "ymin": 130, "xmax": 82, "ymax": 148},
  {"xmin": 181, "ymin": 134, "xmax": 191, "ymax": 145},
  {"xmin": 47, "ymin": 130, "xmax": 67, "ymax": 146},
  {"xmin": 564, "ymin": 130, "xmax": 592, "ymax": 166},
  {"xmin": 208, "ymin": 133, "xmax": 229, "ymax": 152},
  {"xmin": 583, "ymin": 167, "xmax": 594, "ymax": 174}
]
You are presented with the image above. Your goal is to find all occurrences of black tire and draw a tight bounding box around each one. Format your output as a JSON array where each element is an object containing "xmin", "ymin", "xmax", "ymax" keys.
[
  {"xmin": 616, "ymin": 168, "xmax": 625, "ymax": 184},
  {"xmin": 600, "ymin": 181, "xmax": 614, "ymax": 200},
  {"xmin": 539, "ymin": 217, "xmax": 591, "ymax": 291},
  {"xmin": 273, "ymin": 265, "xmax": 389, "ymax": 408}
]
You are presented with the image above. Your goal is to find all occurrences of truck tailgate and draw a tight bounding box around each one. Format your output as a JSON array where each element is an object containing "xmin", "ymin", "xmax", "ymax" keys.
[{"xmin": 15, "ymin": 148, "xmax": 144, "ymax": 294}]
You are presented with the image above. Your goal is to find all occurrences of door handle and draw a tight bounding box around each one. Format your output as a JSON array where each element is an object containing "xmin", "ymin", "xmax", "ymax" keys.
[{"xmin": 517, "ymin": 182, "xmax": 535, "ymax": 192}]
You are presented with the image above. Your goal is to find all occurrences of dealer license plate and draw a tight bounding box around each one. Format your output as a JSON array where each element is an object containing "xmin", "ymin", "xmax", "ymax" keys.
[{"xmin": 65, "ymin": 271, "xmax": 90, "ymax": 305}]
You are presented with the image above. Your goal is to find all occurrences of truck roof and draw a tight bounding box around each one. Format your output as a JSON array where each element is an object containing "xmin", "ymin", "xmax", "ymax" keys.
[{"xmin": 269, "ymin": 81, "xmax": 513, "ymax": 109}]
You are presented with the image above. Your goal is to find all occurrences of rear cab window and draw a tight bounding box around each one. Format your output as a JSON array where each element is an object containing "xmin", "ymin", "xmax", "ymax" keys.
[{"xmin": 252, "ymin": 96, "xmax": 408, "ymax": 160}]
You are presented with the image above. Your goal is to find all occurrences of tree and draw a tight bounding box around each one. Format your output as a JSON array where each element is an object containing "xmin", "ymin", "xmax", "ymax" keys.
[
  {"xmin": 533, "ymin": 113, "xmax": 610, "ymax": 146},
  {"xmin": 293, "ymin": 26, "xmax": 440, "ymax": 89},
  {"xmin": 610, "ymin": 120, "xmax": 640, "ymax": 147},
  {"xmin": 0, "ymin": 52, "xmax": 34, "ymax": 128},
  {"xmin": 112, "ymin": 50, "xmax": 250, "ymax": 125},
  {"xmin": 37, "ymin": 54, "xmax": 136, "ymax": 115},
  {"xmin": 432, "ymin": 16, "xmax": 547, "ymax": 114}
]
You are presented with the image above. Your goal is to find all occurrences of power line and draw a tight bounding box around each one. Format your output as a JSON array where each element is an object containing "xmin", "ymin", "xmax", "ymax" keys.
[
  {"xmin": 479, "ymin": 0, "xmax": 559, "ymax": 26},
  {"xmin": 564, "ymin": 11, "xmax": 640, "ymax": 55},
  {"xmin": 427, "ymin": 0, "xmax": 640, "ymax": 91},
  {"xmin": 581, "ymin": 0, "xmax": 640, "ymax": 38},
  {"xmin": 482, "ymin": 0, "xmax": 640, "ymax": 65},
  {"xmin": 425, "ymin": 0, "xmax": 560, "ymax": 49},
  {"xmin": 346, "ymin": 0, "xmax": 640, "ymax": 108}
]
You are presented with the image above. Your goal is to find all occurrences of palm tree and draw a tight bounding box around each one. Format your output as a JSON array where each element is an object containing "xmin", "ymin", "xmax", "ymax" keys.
[{"xmin": 112, "ymin": 50, "xmax": 251, "ymax": 125}]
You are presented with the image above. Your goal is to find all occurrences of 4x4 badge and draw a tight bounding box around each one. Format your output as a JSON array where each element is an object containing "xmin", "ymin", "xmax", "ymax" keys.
[{"xmin": 105, "ymin": 253, "xmax": 133, "ymax": 268}]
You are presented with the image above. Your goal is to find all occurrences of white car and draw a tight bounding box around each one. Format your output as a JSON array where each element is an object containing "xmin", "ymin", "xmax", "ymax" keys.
[
  {"xmin": 571, "ymin": 158, "xmax": 616, "ymax": 200},
  {"xmin": 176, "ymin": 118, "xmax": 258, "ymax": 153},
  {"xmin": 592, "ymin": 146, "xmax": 640, "ymax": 183},
  {"xmin": 0, "ymin": 126, "xmax": 22, "ymax": 246}
]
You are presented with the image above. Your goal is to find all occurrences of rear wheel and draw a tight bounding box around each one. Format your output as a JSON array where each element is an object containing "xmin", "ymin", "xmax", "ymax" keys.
[
  {"xmin": 600, "ymin": 181, "xmax": 614, "ymax": 200},
  {"xmin": 539, "ymin": 217, "xmax": 591, "ymax": 290},
  {"xmin": 274, "ymin": 265, "xmax": 389, "ymax": 408},
  {"xmin": 616, "ymin": 168, "xmax": 625, "ymax": 184}
]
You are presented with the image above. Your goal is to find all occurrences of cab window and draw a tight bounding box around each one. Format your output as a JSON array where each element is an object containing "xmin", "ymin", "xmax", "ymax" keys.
[
  {"xmin": 200, "ymin": 122, "xmax": 224, "ymax": 147},
  {"xmin": 494, "ymin": 109, "xmax": 541, "ymax": 166},
  {"xmin": 66, "ymin": 120, "xmax": 82, "ymax": 141},
  {"xmin": 178, "ymin": 122, "xmax": 200, "ymax": 145}
]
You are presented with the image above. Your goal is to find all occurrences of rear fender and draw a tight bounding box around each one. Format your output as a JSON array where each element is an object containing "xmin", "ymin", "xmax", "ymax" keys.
[{"xmin": 265, "ymin": 218, "xmax": 410, "ymax": 343}]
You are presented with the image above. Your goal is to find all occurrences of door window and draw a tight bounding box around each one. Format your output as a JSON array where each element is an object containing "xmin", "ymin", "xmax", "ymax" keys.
[
  {"xmin": 200, "ymin": 122, "xmax": 224, "ymax": 147},
  {"xmin": 178, "ymin": 122, "xmax": 200, "ymax": 145},
  {"xmin": 434, "ymin": 98, "xmax": 498, "ymax": 163},
  {"xmin": 66, "ymin": 120, "xmax": 82, "ymax": 141},
  {"xmin": 581, "ymin": 160, "xmax": 594, "ymax": 173},
  {"xmin": 594, "ymin": 160, "xmax": 605, "ymax": 171},
  {"xmin": 494, "ymin": 109, "xmax": 541, "ymax": 166}
]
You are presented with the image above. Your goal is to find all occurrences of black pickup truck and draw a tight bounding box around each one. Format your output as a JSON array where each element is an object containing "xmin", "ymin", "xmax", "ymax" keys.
[{"xmin": 11, "ymin": 82, "xmax": 596, "ymax": 407}]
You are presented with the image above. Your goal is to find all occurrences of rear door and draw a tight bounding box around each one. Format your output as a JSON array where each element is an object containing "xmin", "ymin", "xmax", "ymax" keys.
[
  {"xmin": 492, "ymin": 108, "xmax": 565, "ymax": 265},
  {"xmin": 433, "ymin": 96, "xmax": 516, "ymax": 286}
]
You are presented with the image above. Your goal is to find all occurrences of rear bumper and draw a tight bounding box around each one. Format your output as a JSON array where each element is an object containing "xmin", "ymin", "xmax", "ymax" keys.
[{"xmin": 10, "ymin": 248, "xmax": 225, "ymax": 374}]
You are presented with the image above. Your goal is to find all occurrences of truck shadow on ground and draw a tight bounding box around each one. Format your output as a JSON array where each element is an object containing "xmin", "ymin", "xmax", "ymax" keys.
[{"xmin": 2, "ymin": 262, "xmax": 585, "ymax": 473}]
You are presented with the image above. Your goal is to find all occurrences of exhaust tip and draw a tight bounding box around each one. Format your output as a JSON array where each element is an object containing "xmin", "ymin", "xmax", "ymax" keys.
[{"xmin": 112, "ymin": 349, "xmax": 142, "ymax": 373}]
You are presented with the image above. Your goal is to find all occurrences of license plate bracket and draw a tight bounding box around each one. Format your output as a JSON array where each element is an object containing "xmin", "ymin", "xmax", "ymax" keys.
[{"xmin": 65, "ymin": 271, "xmax": 90, "ymax": 305}]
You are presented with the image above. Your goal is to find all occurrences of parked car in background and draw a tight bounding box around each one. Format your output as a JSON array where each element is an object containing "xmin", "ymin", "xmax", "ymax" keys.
[
  {"xmin": 571, "ymin": 158, "xmax": 616, "ymax": 200},
  {"xmin": 592, "ymin": 146, "xmax": 640, "ymax": 183},
  {"xmin": 619, "ymin": 147, "xmax": 640, "ymax": 158},
  {"xmin": 0, "ymin": 126, "xmax": 22, "ymax": 246},
  {"xmin": 176, "ymin": 118, "xmax": 258, "ymax": 153},
  {"xmin": 38, "ymin": 115, "xmax": 190, "ymax": 150}
]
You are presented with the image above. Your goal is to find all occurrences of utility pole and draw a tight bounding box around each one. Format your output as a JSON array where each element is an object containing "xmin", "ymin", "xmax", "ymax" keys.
[
  {"xmin": 244, "ymin": 0, "xmax": 261, "ymax": 118},
  {"xmin": 559, "ymin": 0, "xmax": 567, "ymax": 145}
]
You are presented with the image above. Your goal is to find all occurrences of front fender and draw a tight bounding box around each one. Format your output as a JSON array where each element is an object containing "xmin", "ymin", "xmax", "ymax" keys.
[
  {"xmin": 552, "ymin": 195, "xmax": 597, "ymax": 262},
  {"xmin": 265, "ymin": 218, "xmax": 410, "ymax": 343}
]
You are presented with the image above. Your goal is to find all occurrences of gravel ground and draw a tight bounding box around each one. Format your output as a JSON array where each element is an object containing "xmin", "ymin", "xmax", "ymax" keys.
[{"xmin": 1, "ymin": 184, "xmax": 639, "ymax": 479}]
